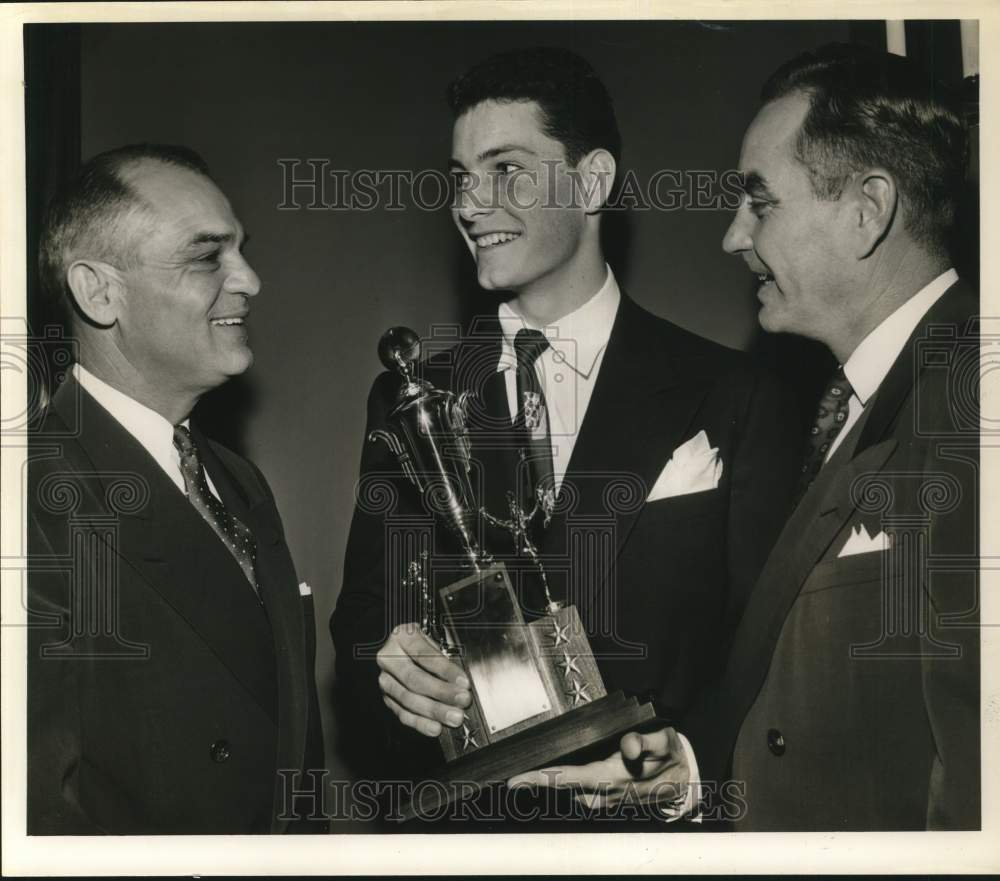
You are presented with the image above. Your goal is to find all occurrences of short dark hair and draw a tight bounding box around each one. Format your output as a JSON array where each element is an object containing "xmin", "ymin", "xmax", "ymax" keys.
[
  {"xmin": 446, "ymin": 46, "xmax": 621, "ymax": 166},
  {"xmin": 39, "ymin": 144, "xmax": 212, "ymax": 320},
  {"xmin": 761, "ymin": 43, "xmax": 967, "ymax": 253}
]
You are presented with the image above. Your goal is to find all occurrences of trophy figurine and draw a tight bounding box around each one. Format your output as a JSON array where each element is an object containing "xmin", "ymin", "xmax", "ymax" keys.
[{"xmin": 371, "ymin": 327, "xmax": 655, "ymax": 819}]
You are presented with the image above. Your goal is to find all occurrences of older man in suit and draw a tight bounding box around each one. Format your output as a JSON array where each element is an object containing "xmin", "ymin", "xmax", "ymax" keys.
[
  {"xmin": 28, "ymin": 145, "xmax": 325, "ymax": 834},
  {"xmin": 516, "ymin": 43, "xmax": 979, "ymax": 831},
  {"xmin": 332, "ymin": 47, "xmax": 800, "ymax": 822}
]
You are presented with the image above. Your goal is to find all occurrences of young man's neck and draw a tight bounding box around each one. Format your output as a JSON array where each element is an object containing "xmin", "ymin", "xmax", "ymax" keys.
[{"xmin": 512, "ymin": 250, "xmax": 608, "ymax": 327}]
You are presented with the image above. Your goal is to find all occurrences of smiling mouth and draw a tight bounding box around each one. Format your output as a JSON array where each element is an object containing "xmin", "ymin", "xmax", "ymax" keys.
[
  {"xmin": 474, "ymin": 231, "xmax": 521, "ymax": 249},
  {"xmin": 210, "ymin": 317, "xmax": 246, "ymax": 327}
]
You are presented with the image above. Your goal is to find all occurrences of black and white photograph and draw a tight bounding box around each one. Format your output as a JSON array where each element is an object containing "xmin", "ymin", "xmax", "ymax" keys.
[{"xmin": 1, "ymin": 1, "xmax": 995, "ymax": 875}]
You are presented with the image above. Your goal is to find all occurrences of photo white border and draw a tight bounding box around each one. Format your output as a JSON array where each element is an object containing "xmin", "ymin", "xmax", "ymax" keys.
[{"xmin": 1, "ymin": 1, "xmax": 997, "ymax": 875}]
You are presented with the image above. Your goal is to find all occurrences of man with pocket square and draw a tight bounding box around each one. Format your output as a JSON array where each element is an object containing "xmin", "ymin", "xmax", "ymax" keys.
[
  {"xmin": 28, "ymin": 145, "xmax": 325, "ymax": 833},
  {"xmin": 332, "ymin": 46, "xmax": 801, "ymax": 822},
  {"xmin": 513, "ymin": 44, "xmax": 979, "ymax": 831}
]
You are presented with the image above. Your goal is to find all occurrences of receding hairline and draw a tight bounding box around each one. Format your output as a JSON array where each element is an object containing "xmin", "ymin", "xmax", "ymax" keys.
[{"xmin": 111, "ymin": 157, "xmax": 230, "ymax": 256}]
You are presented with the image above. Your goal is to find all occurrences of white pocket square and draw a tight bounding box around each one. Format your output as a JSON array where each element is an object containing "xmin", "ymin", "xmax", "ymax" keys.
[
  {"xmin": 647, "ymin": 430, "xmax": 724, "ymax": 502},
  {"xmin": 298, "ymin": 581, "xmax": 313, "ymax": 597},
  {"xmin": 837, "ymin": 524, "xmax": 890, "ymax": 558}
]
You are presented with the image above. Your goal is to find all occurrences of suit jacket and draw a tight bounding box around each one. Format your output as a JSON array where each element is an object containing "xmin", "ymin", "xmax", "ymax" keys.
[
  {"xmin": 684, "ymin": 280, "xmax": 980, "ymax": 831},
  {"xmin": 27, "ymin": 375, "xmax": 325, "ymax": 834},
  {"xmin": 332, "ymin": 293, "xmax": 800, "ymax": 782}
]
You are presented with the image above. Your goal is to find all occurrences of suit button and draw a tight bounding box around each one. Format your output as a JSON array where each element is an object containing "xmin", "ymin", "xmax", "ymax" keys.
[
  {"xmin": 767, "ymin": 728, "xmax": 786, "ymax": 756},
  {"xmin": 210, "ymin": 739, "xmax": 232, "ymax": 763}
]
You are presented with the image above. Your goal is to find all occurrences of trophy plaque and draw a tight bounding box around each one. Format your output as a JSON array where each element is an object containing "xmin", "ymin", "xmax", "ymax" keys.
[{"xmin": 370, "ymin": 327, "xmax": 656, "ymax": 820}]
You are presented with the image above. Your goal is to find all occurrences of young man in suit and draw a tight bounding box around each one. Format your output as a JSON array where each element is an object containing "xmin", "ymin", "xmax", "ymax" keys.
[
  {"xmin": 516, "ymin": 44, "xmax": 979, "ymax": 831},
  {"xmin": 28, "ymin": 145, "xmax": 325, "ymax": 834},
  {"xmin": 332, "ymin": 47, "xmax": 800, "ymax": 822}
]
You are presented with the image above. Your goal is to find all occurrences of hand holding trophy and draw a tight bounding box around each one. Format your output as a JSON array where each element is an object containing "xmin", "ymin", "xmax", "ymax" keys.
[{"xmin": 371, "ymin": 327, "xmax": 655, "ymax": 819}]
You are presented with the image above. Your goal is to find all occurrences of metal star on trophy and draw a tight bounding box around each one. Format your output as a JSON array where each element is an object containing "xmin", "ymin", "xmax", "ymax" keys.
[{"xmin": 370, "ymin": 327, "xmax": 656, "ymax": 820}]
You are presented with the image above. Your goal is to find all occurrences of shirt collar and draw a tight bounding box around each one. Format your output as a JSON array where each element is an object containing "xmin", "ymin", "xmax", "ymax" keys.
[
  {"xmin": 843, "ymin": 268, "xmax": 958, "ymax": 406},
  {"xmin": 496, "ymin": 265, "xmax": 621, "ymax": 378},
  {"xmin": 73, "ymin": 363, "xmax": 188, "ymax": 490}
]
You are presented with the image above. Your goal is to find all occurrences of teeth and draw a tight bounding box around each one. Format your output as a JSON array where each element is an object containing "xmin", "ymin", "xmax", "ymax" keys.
[
  {"xmin": 211, "ymin": 317, "xmax": 244, "ymax": 326},
  {"xmin": 756, "ymin": 273, "xmax": 773, "ymax": 283},
  {"xmin": 476, "ymin": 232, "xmax": 520, "ymax": 248}
]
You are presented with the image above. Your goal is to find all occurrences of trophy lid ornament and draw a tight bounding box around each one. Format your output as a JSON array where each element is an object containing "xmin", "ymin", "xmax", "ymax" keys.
[{"xmin": 378, "ymin": 326, "xmax": 430, "ymax": 401}]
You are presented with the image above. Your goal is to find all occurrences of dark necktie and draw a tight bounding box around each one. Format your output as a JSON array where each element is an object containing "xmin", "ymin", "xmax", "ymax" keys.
[
  {"xmin": 513, "ymin": 329, "xmax": 555, "ymax": 509},
  {"xmin": 797, "ymin": 366, "xmax": 854, "ymax": 495},
  {"xmin": 173, "ymin": 425, "xmax": 259, "ymax": 592}
]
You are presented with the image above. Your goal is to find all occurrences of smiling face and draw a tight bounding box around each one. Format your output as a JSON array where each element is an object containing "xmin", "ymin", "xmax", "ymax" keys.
[
  {"xmin": 450, "ymin": 100, "xmax": 595, "ymax": 300},
  {"xmin": 114, "ymin": 160, "xmax": 261, "ymax": 401},
  {"xmin": 722, "ymin": 92, "xmax": 855, "ymax": 344}
]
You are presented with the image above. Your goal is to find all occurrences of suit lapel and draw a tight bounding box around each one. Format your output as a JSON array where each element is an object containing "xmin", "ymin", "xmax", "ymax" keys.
[
  {"xmin": 726, "ymin": 435, "xmax": 898, "ymax": 704},
  {"xmin": 541, "ymin": 295, "xmax": 713, "ymax": 594},
  {"xmin": 52, "ymin": 377, "xmax": 278, "ymax": 722}
]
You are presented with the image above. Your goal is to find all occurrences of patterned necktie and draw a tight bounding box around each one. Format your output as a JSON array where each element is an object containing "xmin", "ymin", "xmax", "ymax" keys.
[
  {"xmin": 797, "ymin": 366, "xmax": 854, "ymax": 494},
  {"xmin": 173, "ymin": 425, "xmax": 258, "ymax": 592},
  {"xmin": 513, "ymin": 329, "xmax": 555, "ymax": 510}
]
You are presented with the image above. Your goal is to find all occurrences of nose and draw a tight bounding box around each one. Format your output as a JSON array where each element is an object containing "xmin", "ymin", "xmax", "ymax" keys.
[
  {"xmin": 225, "ymin": 253, "xmax": 262, "ymax": 298},
  {"xmin": 455, "ymin": 170, "xmax": 495, "ymax": 224},
  {"xmin": 722, "ymin": 204, "xmax": 754, "ymax": 256}
]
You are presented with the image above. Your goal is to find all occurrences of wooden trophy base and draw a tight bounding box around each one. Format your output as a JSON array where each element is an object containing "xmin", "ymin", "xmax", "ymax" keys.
[{"xmin": 398, "ymin": 690, "xmax": 657, "ymax": 822}]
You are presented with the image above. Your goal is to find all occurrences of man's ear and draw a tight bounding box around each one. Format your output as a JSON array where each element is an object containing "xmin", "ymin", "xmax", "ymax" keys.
[
  {"xmin": 577, "ymin": 148, "xmax": 617, "ymax": 214},
  {"xmin": 65, "ymin": 260, "xmax": 125, "ymax": 327},
  {"xmin": 851, "ymin": 169, "xmax": 898, "ymax": 257}
]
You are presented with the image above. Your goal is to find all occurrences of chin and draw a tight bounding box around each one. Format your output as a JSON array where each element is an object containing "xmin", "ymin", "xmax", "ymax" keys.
[
  {"xmin": 225, "ymin": 349, "xmax": 254, "ymax": 376},
  {"xmin": 757, "ymin": 305, "xmax": 779, "ymax": 333},
  {"xmin": 476, "ymin": 265, "xmax": 512, "ymax": 292}
]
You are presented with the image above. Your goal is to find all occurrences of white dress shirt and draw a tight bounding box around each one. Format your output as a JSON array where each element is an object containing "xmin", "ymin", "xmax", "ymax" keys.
[
  {"xmin": 73, "ymin": 363, "xmax": 221, "ymax": 500},
  {"xmin": 496, "ymin": 265, "xmax": 620, "ymax": 493},
  {"xmin": 825, "ymin": 268, "xmax": 958, "ymax": 462}
]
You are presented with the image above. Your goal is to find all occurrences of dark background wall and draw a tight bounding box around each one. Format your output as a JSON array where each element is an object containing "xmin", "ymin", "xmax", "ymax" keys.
[{"xmin": 33, "ymin": 18, "xmax": 926, "ymax": 811}]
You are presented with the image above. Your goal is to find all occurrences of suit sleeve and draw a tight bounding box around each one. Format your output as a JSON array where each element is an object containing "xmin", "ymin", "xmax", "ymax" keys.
[
  {"xmin": 330, "ymin": 372, "xmax": 438, "ymax": 780},
  {"xmin": 722, "ymin": 365, "xmax": 801, "ymax": 640}
]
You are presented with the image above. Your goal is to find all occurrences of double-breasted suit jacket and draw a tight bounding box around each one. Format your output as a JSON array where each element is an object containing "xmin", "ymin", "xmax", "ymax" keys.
[{"xmin": 28, "ymin": 375, "xmax": 325, "ymax": 834}]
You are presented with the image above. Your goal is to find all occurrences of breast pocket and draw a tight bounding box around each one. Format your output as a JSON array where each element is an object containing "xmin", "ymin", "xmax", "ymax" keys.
[
  {"xmin": 801, "ymin": 550, "xmax": 892, "ymax": 594},
  {"xmin": 642, "ymin": 487, "xmax": 726, "ymax": 522}
]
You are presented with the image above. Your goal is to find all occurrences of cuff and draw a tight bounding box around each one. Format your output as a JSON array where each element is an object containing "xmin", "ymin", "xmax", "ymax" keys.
[{"xmin": 657, "ymin": 732, "xmax": 702, "ymax": 823}]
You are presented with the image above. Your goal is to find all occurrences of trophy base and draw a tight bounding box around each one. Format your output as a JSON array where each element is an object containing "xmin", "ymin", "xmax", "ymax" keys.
[{"xmin": 398, "ymin": 690, "xmax": 657, "ymax": 822}]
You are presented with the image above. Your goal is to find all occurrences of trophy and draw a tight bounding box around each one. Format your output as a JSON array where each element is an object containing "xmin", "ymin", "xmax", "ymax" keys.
[{"xmin": 371, "ymin": 327, "xmax": 656, "ymax": 819}]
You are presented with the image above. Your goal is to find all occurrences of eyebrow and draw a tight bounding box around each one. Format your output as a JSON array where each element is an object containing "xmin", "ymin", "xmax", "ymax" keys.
[
  {"xmin": 182, "ymin": 229, "xmax": 250, "ymax": 250},
  {"xmin": 448, "ymin": 144, "xmax": 538, "ymax": 169},
  {"xmin": 741, "ymin": 172, "xmax": 775, "ymax": 199}
]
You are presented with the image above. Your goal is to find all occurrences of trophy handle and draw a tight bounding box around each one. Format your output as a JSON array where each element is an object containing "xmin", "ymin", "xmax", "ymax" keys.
[
  {"xmin": 450, "ymin": 390, "xmax": 475, "ymax": 468},
  {"xmin": 369, "ymin": 428, "xmax": 424, "ymax": 492}
]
